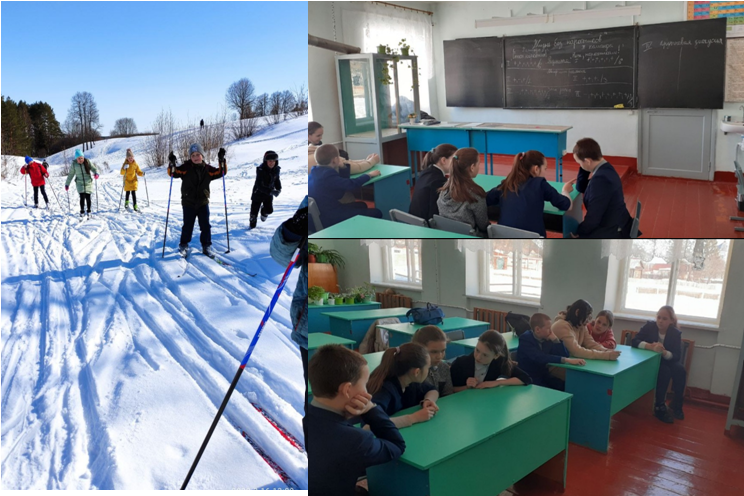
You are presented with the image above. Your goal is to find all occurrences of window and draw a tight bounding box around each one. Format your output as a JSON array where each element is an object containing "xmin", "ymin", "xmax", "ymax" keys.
[
  {"xmin": 620, "ymin": 239, "xmax": 732, "ymax": 323},
  {"xmin": 382, "ymin": 239, "xmax": 422, "ymax": 287},
  {"xmin": 480, "ymin": 240, "xmax": 544, "ymax": 302}
]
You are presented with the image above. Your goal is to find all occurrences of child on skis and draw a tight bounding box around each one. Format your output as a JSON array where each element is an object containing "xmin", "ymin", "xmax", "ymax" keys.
[
  {"xmin": 20, "ymin": 156, "xmax": 50, "ymax": 209},
  {"xmin": 120, "ymin": 148, "xmax": 145, "ymax": 211},
  {"xmin": 65, "ymin": 149, "xmax": 99, "ymax": 217},
  {"xmin": 168, "ymin": 144, "xmax": 226, "ymax": 257},
  {"xmin": 250, "ymin": 150, "xmax": 282, "ymax": 229}
]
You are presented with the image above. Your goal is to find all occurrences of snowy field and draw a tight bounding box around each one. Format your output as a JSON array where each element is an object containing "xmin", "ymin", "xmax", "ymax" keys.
[{"xmin": 1, "ymin": 116, "xmax": 308, "ymax": 490}]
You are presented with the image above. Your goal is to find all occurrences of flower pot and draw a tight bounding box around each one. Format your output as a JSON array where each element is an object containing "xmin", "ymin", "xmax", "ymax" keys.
[
  {"xmin": 327, "ymin": 298, "xmax": 336, "ymax": 305},
  {"xmin": 322, "ymin": 292, "xmax": 329, "ymax": 304},
  {"xmin": 401, "ymin": 47, "xmax": 410, "ymax": 56},
  {"xmin": 308, "ymin": 254, "xmax": 317, "ymax": 263},
  {"xmin": 363, "ymin": 295, "xmax": 374, "ymax": 303},
  {"xmin": 313, "ymin": 298, "xmax": 324, "ymax": 305},
  {"xmin": 409, "ymin": 118, "xmax": 416, "ymax": 125},
  {"xmin": 377, "ymin": 45, "xmax": 386, "ymax": 54},
  {"xmin": 345, "ymin": 297, "xmax": 355, "ymax": 305}
]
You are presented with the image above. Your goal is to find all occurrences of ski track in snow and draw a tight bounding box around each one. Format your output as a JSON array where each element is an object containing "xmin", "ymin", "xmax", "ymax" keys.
[{"xmin": 1, "ymin": 117, "xmax": 308, "ymax": 490}]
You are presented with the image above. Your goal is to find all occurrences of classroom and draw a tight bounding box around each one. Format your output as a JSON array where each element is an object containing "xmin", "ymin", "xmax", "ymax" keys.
[
  {"xmin": 308, "ymin": 1, "xmax": 744, "ymax": 239},
  {"xmin": 305, "ymin": 238, "xmax": 744, "ymax": 496}
]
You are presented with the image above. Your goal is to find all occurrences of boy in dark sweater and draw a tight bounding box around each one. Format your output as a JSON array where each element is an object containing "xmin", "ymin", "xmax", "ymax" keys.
[
  {"xmin": 250, "ymin": 150, "xmax": 282, "ymax": 229},
  {"xmin": 307, "ymin": 345, "xmax": 405, "ymax": 496}
]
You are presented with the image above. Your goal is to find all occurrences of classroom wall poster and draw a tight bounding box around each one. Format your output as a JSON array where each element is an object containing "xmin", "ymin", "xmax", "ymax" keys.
[{"xmin": 688, "ymin": 1, "xmax": 744, "ymax": 37}]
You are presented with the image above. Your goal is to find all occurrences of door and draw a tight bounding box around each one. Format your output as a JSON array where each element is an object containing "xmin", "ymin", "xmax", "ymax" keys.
[{"xmin": 640, "ymin": 109, "xmax": 716, "ymax": 180}]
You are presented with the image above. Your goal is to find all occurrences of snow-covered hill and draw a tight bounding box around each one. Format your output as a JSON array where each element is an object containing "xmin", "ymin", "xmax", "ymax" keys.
[{"xmin": 1, "ymin": 116, "xmax": 308, "ymax": 489}]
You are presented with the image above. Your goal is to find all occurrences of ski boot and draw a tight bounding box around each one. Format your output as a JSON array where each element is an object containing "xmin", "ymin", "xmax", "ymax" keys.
[
  {"xmin": 249, "ymin": 216, "xmax": 257, "ymax": 229},
  {"xmin": 202, "ymin": 244, "xmax": 215, "ymax": 258},
  {"xmin": 125, "ymin": 201, "xmax": 130, "ymax": 209},
  {"xmin": 133, "ymin": 204, "xmax": 139, "ymax": 212},
  {"xmin": 178, "ymin": 243, "xmax": 189, "ymax": 258},
  {"xmin": 260, "ymin": 214, "xmax": 268, "ymax": 222}
]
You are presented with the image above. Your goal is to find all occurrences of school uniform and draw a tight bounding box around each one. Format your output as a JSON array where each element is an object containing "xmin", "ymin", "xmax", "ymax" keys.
[
  {"xmin": 576, "ymin": 160, "xmax": 634, "ymax": 238},
  {"xmin": 517, "ymin": 330, "xmax": 570, "ymax": 390},
  {"xmin": 450, "ymin": 352, "xmax": 533, "ymax": 388},
  {"xmin": 306, "ymin": 402, "xmax": 405, "ymax": 496},
  {"xmin": 372, "ymin": 378, "xmax": 437, "ymax": 419},
  {"xmin": 486, "ymin": 177, "xmax": 570, "ymax": 237},
  {"xmin": 308, "ymin": 165, "xmax": 382, "ymax": 228},
  {"xmin": 424, "ymin": 361, "xmax": 454, "ymax": 397},
  {"xmin": 632, "ymin": 321, "xmax": 686, "ymax": 411},
  {"xmin": 409, "ymin": 165, "xmax": 447, "ymax": 221},
  {"xmin": 436, "ymin": 189, "xmax": 490, "ymax": 237}
]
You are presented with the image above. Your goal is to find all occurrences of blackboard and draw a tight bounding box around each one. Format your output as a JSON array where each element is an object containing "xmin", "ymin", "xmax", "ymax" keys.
[
  {"xmin": 504, "ymin": 26, "xmax": 637, "ymax": 108},
  {"xmin": 444, "ymin": 37, "xmax": 504, "ymax": 107},
  {"xmin": 638, "ymin": 18, "xmax": 726, "ymax": 109}
]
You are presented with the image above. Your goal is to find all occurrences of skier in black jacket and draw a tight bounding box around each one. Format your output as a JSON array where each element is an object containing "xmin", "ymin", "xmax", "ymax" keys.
[
  {"xmin": 168, "ymin": 143, "xmax": 226, "ymax": 257},
  {"xmin": 250, "ymin": 150, "xmax": 281, "ymax": 229}
]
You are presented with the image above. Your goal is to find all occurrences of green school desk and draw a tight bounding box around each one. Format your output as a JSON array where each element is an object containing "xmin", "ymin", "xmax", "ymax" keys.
[
  {"xmin": 350, "ymin": 164, "xmax": 412, "ymax": 220},
  {"xmin": 307, "ymin": 333, "xmax": 356, "ymax": 359},
  {"xmin": 324, "ymin": 307, "xmax": 411, "ymax": 348},
  {"xmin": 452, "ymin": 333, "xmax": 520, "ymax": 353},
  {"xmin": 400, "ymin": 122, "xmax": 572, "ymax": 182},
  {"xmin": 549, "ymin": 344, "xmax": 660, "ymax": 453},
  {"xmin": 473, "ymin": 174, "xmax": 583, "ymax": 237},
  {"xmin": 367, "ymin": 386, "xmax": 572, "ymax": 496},
  {"xmin": 378, "ymin": 317, "xmax": 490, "ymax": 355},
  {"xmin": 309, "ymin": 216, "xmax": 478, "ymax": 239},
  {"xmin": 308, "ymin": 351, "xmax": 385, "ymax": 402},
  {"xmin": 308, "ymin": 301, "xmax": 381, "ymax": 333}
]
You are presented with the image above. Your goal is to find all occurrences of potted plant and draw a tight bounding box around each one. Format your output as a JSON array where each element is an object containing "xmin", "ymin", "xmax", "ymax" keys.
[
  {"xmin": 308, "ymin": 242, "xmax": 320, "ymax": 264},
  {"xmin": 360, "ymin": 282, "xmax": 376, "ymax": 303},
  {"xmin": 316, "ymin": 248, "xmax": 346, "ymax": 269},
  {"xmin": 377, "ymin": 44, "xmax": 388, "ymax": 54},
  {"xmin": 343, "ymin": 293, "xmax": 356, "ymax": 305},
  {"xmin": 398, "ymin": 39, "xmax": 412, "ymax": 56},
  {"xmin": 407, "ymin": 112, "xmax": 417, "ymax": 124},
  {"xmin": 327, "ymin": 293, "xmax": 337, "ymax": 305},
  {"xmin": 309, "ymin": 286, "xmax": 325, "ymax": 305}
]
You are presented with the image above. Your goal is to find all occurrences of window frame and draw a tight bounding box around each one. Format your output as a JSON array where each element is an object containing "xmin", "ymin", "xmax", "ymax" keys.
[
  {"xmin": 380, "ymin": 239, "xmax": 423, "ymax": 289},
  {"xmin": 477, "ymin": 242, "xmax": 543, "ymax": 305}
]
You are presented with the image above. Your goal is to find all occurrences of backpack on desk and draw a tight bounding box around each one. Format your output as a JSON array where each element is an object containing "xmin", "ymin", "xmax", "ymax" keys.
[{"xmin": 406, "ymin": 303, "xmax": 445, "ymax": 326}]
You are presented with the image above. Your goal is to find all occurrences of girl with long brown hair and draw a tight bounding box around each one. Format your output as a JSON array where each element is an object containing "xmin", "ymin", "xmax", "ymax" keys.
[
  {"xmin": 436, "ymin": 147, "xmax": 489, "ymax": 236},
  {"xmin": 409, "ymin": 144, "xmax": 457, "ymax": 221},
  {"xmin": 450, "ymin": 330, "xmax": 532, "ymax": 392},
  {"xmin": 368, "ymin": 342, "xmax": 440, "ymax": 428},
  {"xmin": 486, "ymin": 150, "xmax": 574, "ymax": 236}
]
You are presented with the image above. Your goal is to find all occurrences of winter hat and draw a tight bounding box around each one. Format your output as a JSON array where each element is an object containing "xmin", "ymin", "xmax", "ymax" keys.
[
  {"xmin": 74, "ymin": 149, "xmax": 84, "ymax": 159},
  {"xmin": 24, "ymin": 156, "xmax": 33, "ymax": 164},
  {"xmin": 189, "ymin": 143, "xmax": 205, "ymax": 157},
  {"xmin": 126, "ymin": 148, "xmax": 134, "ymax": 159},
  {"xmin": 264, "ymin": 150, "xmax": 279, "ymax": 162}
]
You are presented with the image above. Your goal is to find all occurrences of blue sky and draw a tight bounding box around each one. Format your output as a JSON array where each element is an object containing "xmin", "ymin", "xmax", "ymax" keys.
[{"xmin": 1, "ymin": 1, "xmax": 308, "ymax": 134}]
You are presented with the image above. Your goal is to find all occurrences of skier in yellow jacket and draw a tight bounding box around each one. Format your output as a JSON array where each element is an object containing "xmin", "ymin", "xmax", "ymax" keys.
[{"xmin": 120, "ymin": 148, "xmax": 145, "ymax": 211}]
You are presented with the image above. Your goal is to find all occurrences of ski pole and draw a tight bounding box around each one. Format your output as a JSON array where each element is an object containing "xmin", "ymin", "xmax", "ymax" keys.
[
  {"xmin": 220, "ymin": 158, "xmax": 230, "ymax": 254},
  {"xmin": 118, "ymin": 172, "xmax": 125, "ymax": 212},
  {"xmin": 95, "ymin": 175, "xmax": 99, "ymax": 214},
  {"xmin": 66, "ymin": 187, "xmax": 70, "ymax": 214},
  {"xmin": 24, "ymin": 172, "xmax": 28, "ymax": 207},
  {"xmin": 162, "ymin": 166, "xmax": 175, "ymax": 258},
  {"xmin": 144, "ymin": 173, "xmax": 150, "ymax": 207},
  {"xmin": 47, "ymin": 176, "xmax": 63, "ymax": 212},
  {"xmin": 180, "ymin": 243, "xmax": 303, "ymax": 490}
]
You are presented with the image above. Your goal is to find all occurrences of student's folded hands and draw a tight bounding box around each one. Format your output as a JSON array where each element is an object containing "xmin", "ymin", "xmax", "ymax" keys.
[
  {"xmin": 466, "ymin": 377, "xmax": 479, "ymax": 389},
  {"xmin": 412, "ymin": 406, "xmax": 437, "ymax": 422},
  {"xmin": 422, "ymin": 399, "xmax": 439, "ymax": 412},
  {"xmin": 345, "ymin": 392, "xmax": 375, "ymax": 417}
]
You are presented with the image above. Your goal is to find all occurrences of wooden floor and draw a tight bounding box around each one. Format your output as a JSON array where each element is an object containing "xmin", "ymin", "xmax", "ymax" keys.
[{"xmin": 505, "ymin": 402, "xmax": 744, "ymax": 496}]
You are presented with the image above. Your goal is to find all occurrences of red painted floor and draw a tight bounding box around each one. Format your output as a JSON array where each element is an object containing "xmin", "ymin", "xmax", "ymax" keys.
[{"xmin": 504, "ymin": 403, "xmax": 744, "ymax": 496}]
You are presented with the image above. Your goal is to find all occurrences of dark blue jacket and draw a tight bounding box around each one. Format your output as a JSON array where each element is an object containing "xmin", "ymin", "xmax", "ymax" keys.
[
  {"xmin": 631, "ymin": 321, "xmax": 683, "ymax": 364},
  {"xmin": 517, "ymin": 330, "xmax": 570, "ymax": 387},
  {"xmin": 409, "ymin": 165, "xmax": 446, "ymax": 221},
  {"xmin": 487, "ymin": 177, "xmax": 570, "ymax": 237},
  {"xmin": 308, "ymin": 165, "xmax": 371, "ymax": 227},
  {"xmin": 450, "ymin": 353, "xmax": 533, "ymax": 387},
  {"xmin": 306, "ymin": 404, "xmax": 405, "ymax": 496},
  {"xmin": 372, "ymin": 378, "xmax": 437, "ymax": 417},
  {"xmin": 576, "ymin": 161, "xmax": 632, "ymax": 238}
]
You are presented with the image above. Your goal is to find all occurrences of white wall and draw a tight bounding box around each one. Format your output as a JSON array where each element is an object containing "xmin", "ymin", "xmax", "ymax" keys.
[
  {"xmin": 315, "ymin": 239, "xmax": 744, "ymax": 397},
  {"xmin": 310, "ymin": 1, "xmax": 743, "ymax": 172}
]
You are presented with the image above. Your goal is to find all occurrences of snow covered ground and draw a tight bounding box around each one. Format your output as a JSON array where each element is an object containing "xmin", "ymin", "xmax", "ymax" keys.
[{"xmin": 1, "ymin": 116, "xmax": 308, "ymax": 490}]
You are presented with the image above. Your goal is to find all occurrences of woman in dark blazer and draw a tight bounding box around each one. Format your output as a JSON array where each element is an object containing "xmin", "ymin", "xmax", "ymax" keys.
[{"xmin": 409, "ymin": 144, "xmax": 456, "ymax": 221}]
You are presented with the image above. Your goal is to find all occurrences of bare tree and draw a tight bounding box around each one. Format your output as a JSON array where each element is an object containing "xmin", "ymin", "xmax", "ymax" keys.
[
  {"xmin": 66, "ymin": 91, "xmax": 102, "ymax": 151},
  {"xmin": 144, "ymin": 108, "xmax": 176, "ymax": 167},
  {"xmin": 229, "ymin": 116, "xmax": 260, "ymax": 142},
  {"xmin": 226, "ymin": 78, "xmax": 256, "ymax": 119},
  {"xmin": 198, "ymin": 110, "xmax": 227, "ymax": 163},
  {"xmin": 111, "ymin": 117, "xmax": 138, "ymax": 136},
  {"xmin": 292, "ymin": 83, "xmax": 308, "ymax": 116},
  {"xmin": 268, "ymin": 91, "xmax": 283, "ymax": 124},
  {"xmin": 254, "ymin": 93, "xmax": 269, "ymax": 117},
  {"xmin": 280, "ymin": 90, "xmax": 296, "ymax": 121}
]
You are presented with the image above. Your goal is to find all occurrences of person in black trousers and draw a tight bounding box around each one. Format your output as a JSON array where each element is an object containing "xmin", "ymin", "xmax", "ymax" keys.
[{"xmin": 250, "ymin": 150, "xmax": 281, "ymax": 229}]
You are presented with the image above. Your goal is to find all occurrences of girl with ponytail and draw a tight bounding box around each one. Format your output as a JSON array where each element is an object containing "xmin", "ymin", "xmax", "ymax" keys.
[
  {"xmin": 436, "ymin": 147, "xmax": 489, "ymax": 236},
  {"xmin": 409, "ymin": 144, "xmax": 457, "ymax": 221},
  {"xmin": 368, "ymin": 343, "xmax": 440, "ymax": 428},
  {"xmin": 451, "ymin": 330, "xmax": 532, "ymax": 393},
  {"xmin": 486, "ymin": 150, "xmax": 575, "ymax": 237}
]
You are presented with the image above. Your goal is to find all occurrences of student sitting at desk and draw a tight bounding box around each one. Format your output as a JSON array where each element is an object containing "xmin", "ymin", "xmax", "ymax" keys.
[
  {"xmin": 572, "ymin": 138, "xmax": 635, "ymax": 238},
  {"xmin": 308, "ymin": 121, "xmax": 379, "ymax": 173},
  {"xmin": 409, "ymin": 144, "xmax": 456, "ymax": 221},
  {"xmin": 412, "ymin": 325, "xmax": 454, "ymax": 397},
  {"xmin": 631, "ymin": 305, "xmax": 686, "ymax": 424},
  {"xmin": 518, "ymin": 313, "xmax": 585, "ymax": 391},
  {"xmin": 307, "ymin": 344, "xmax": 405, "ymax": 496},
  {"xmin": 552, "ymin": 299, "xmax": 622, "ymax": 361},
  {"xmin": 367, "ymin": 343, "xmax": 440, "ymax": 429},
  {"xmin": 436, "ymin": 147, "xmax": 489, "ymax": 237},
  {"xmin": 451, "ymin": 330, "xmax": 532, "ymax": 392},
  {"xmin": 587, "ymin": 310, "xmax": 617, "ymax": 350},
  {"xmin": 486, "ymin": 150, "xmax": 574, "ymax": 237},
  {"xmin": 308, "ymin": 144, "xmax": 383, "ymax": 228}
]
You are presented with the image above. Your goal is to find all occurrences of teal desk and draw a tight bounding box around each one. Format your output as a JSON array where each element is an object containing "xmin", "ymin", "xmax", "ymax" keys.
[
  {"xmin": 308, "ymin": 301, "xmax": 381, "ymax": 333},
  {"xmin": 549, "ymin": 344, "xmax": 660, "ymax": 453},
  {"xmin": 367, "ymin": 386, "xmax": 572, "ymax": 496},
  {"xmin": 324, "ymin": 307, "xmax": 411, "ymax": 347},
  {"xmin": 378, "ymin": 317, "xmax": 490, "ymax": 356},
  {"xmin": 308, "ymin": 333, "xmax": 356, "ymax": 358},
  {"xmin": 308, "ymin": 351, "xmax": 385, "ymax": 402},
  {"xmin": 400, "ymin": 122, "xmax": 572, "ymax": 182},
  {"xmin": 452, "ymin": 333, "xmax": 520, "ymax": 353},
  {"xmin": 310, "ymin": 216, "xmax": 478, "ymax": 239},
  {"xmin": 473, "ymin": 174, "xmax": 583, "ymax": 237},
  {"xmin": 350, "ymin": 164, "xmax": 411, "ymax": 220}
]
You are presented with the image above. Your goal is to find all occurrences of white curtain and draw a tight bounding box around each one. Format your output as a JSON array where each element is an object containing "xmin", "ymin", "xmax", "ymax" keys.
[
  {"xmin": 341, "ymin": 2, "xmax": 433, "ymax": 112},
  {"xmin": 360, "ymin": 239, "xmax": 396, "ymax": 248},
  {"xmin": 456, "ymin": 240, "xmax": 536, "ymax": 253},
  {"xmin": 601, "ymin": 240, "xmax": 633, "ymax": 260},
  {"xmin": 602, "ymin": 239, "xmax": 719, "ymax": 268}
]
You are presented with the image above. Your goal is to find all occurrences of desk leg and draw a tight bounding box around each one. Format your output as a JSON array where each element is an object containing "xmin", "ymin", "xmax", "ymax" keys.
[
  {"xmin": 565, "ymin": 370, "xmax": 613, "ymax": 453},
  {"xmin": 622, "ymin": 389, "xmax": 655, "ymax": 417}
]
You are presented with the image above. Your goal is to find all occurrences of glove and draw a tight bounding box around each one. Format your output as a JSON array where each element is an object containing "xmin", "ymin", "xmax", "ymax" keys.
[
  {"xmin": 218, "ymin": 147, "xmax": 226, "ymax": 163},
  {"xmin": 284, "ymin": 207, "xmax": 307, "ymax": 237},
  {"xmin": 124, "ymin": 163, "xmax": 130, "ymax": 169},
  {"xmin": 65, "ymin": 186, "xmax": 69, "ymax": 191},
  {"xmin": 168, "ymin": 151, "xmax": 177, "ymax": 167},
  {"xmin": 271, "ymin": 190, "xmax": 281, "ymax": 197},
  {"xmin": 142, "ymin": 171, "xmax": 145, "ymax": 176},
  {"xmin": 94, "ymin": 174, "xmax": 99, "ymax": 180}
]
